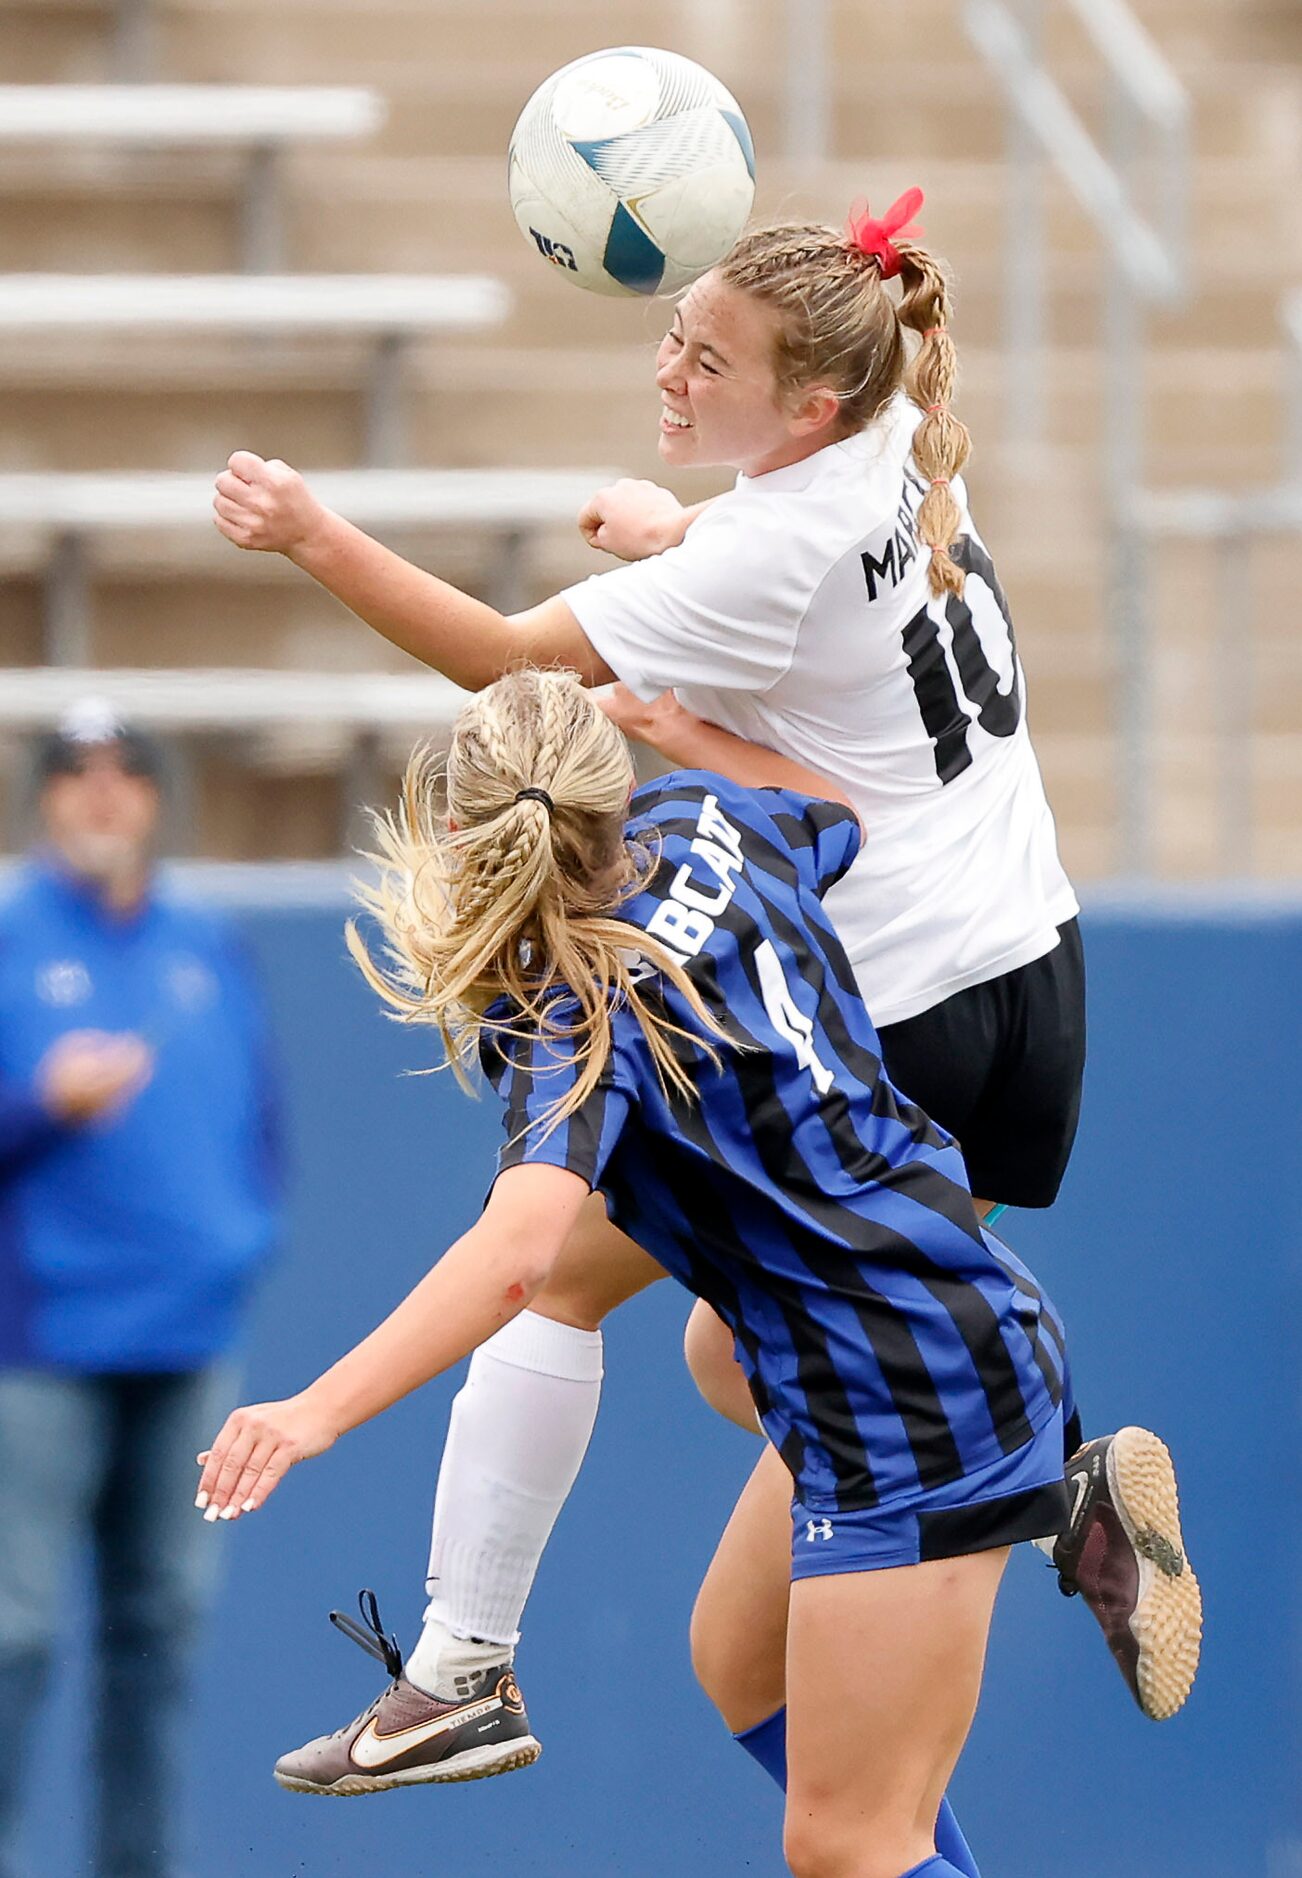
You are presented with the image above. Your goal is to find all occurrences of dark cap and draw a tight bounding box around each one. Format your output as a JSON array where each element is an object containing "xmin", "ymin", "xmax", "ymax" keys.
[{"xmin": 35, "ymin": 698, "xmax": 164, "ymax": 784}]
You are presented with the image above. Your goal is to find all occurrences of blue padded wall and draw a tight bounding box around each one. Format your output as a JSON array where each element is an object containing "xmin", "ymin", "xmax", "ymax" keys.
[{"xmin": 19, "ymin": 894, "xmax": 1300, "ymax": 1877}]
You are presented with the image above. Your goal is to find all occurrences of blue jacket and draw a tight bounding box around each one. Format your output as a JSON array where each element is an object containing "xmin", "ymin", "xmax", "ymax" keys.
[{"xmin": 0, "ymin": 857, "xmax": 282, "ymax": 1371}]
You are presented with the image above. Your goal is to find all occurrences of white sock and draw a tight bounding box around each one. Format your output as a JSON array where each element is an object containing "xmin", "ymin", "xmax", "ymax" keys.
[{"xmin": 406, "ymin": 1310, "xmax": 603, "ymax": 1700}]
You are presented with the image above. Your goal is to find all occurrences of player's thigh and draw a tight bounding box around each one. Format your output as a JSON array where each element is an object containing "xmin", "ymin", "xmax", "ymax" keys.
[
  {"xmin": 529, "ymin": 1189, "xmax": 667, "ymax": 1330},
  {"xmin": 683, "ymin": 1299, "xmax": 759, "ymax": 1432},
  {"xmin": 783, "ymin": 1547, "xmax": 1009, "ymax": 1878},
  {"xmin": 690, "ymin": 1442, "xmax": 793, "ymax": 1732}
]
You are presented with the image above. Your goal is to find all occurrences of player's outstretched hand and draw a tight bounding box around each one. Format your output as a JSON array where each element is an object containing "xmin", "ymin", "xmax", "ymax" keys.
[
  {"xmin": 578, "ymin": 478, "xmax": 685, "ymax": 561},
  {"xmin": 213, "ymin": 451, "xmax": 327, "ymax": 557},
  {"xmin": 195, "ymin": 1394, "xmax": 338, "ymax": 1522}
]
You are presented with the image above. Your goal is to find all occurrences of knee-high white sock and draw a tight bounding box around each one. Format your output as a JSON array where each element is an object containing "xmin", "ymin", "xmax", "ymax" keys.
[{"xmin": 405, "ymin": 1311, "xmax": 602, "ymax": 1698}]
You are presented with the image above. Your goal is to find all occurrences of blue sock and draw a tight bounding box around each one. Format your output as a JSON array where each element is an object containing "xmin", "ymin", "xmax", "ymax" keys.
[
  {"xmin": 934, "ymin": 1802, "xmax": 979, "ymax": 1877},
  {"xmin": 733, "ymin": 1707, "xmax": 979, "ymax": 1878},
  {"xmin": 733, "ymin": 1706, "xmax": 788, "ymax": 1786}
]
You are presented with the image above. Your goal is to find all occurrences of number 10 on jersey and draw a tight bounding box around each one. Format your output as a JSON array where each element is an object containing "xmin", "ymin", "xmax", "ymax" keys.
[{"xmin": 891, "ymin": 536, "xmax": 1024, "ymax": 785}]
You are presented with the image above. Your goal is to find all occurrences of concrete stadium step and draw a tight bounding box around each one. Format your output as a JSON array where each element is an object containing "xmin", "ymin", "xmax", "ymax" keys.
[
  {"xmin": 0, "ymin": 8, "xmax": 115, "ymax": 85},
  {"xmin": 16, "ymin": 518, "xmax": 1295, "ymax": 749},
  {"xmin": 0, "ymin": 170, "xmax": 1290, "ymax": 361},
  {"xmin": 0, "ymin": 643, "xmax": 1288, "ymax": 876},
  {"xmin": 1035, "ymin": 727, "xmax": 1302, "ymax": 878},
  {"xmin": 1133, "ymin": 0, "xmax": 1302, "ymax": 61},
  {"xmin": 6, "ymin": 0, "xmax": 1299, "ymax": 141},
  {"xmin": 0, "ymin": 0, "xmax": 1293, "ymax": 870},
  {"xmin": 1, "ymin": 594, "xmax": 1289, "ymax": 877},
  {"xmin": 10, "ymin": 1, "xmax": 1297, "ymax": 164},
  {"xmin": 49, "ymin": 57, "xmax": 1301, "ymax": 170},
  {"xmin": 8, "ymin": 0, "xmax": 1281, "ymax": 35},
  {"xmin": 0, "ymin": 241, "xmax": 1283, "ymax": 366},
  {"xmin": 0, "ymin": 339, "xmax": 1287, "ymax": 494},
  {"xmin": 3, "ymin": 146, "xmax": 1293, "ymax": 286}
]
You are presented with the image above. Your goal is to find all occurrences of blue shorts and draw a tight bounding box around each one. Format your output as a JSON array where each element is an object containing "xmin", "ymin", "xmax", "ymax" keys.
[{"xmin": 790, "ymin": 1407, "xmax": 1069, "ymax": 1579}]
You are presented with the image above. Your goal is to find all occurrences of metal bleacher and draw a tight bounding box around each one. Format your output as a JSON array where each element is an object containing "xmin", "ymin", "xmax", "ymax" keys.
[
  {"xmin": 0, "ymin": 272, "xmax": 513, "ymax": 469},
  {"xmin": 0, "ymin": 84, "xmax": 384, "ymax": 269},
  {"xmin": 0, "ymin": 48, "xmax": 634, "ymax": 851},
  {"xmin": 0, "ymin": 467, "xmax": 613, "ymax": 663},
  {"xmin": 0, "ymin": 0, "xmax": 1298, "ymax": 869}
]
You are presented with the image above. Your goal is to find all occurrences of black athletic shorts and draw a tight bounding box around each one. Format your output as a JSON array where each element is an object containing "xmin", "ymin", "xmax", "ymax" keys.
[{"xmin": 875, "ymin": 919, "xmax": 1085, "ymax": 1209}]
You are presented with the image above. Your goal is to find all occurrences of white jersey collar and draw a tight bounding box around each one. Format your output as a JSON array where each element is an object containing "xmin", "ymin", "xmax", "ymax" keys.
[{"xmin": 734, "ymin": 392, "xmax": 918, "ymax": 496}]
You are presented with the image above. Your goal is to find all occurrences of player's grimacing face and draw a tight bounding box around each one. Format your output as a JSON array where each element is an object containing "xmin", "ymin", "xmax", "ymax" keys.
[{"xmin": 655, "ymin": 273, "xmax": 811, "ymax": 478}]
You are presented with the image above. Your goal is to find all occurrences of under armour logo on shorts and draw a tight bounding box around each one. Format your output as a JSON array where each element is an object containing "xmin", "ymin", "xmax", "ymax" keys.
[{"xmin": 805, "ymin": 1518, "xmax": 834, "ymax": 1543}]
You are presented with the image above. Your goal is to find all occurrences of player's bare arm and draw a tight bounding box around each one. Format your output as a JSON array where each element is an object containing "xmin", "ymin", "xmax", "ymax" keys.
[
  {"xmin": 195, "ymin": 1163, "xmax": 590, "ymax": 1520},
  {"xmin": 578, "ymin": 479, "xmax": 717, "ymax": 560},
  {"xmin": 212, "ymin": 452, "xmax": 613, "ymax": 690},
  {"xmin": 600, "ymin": 683, "xmax": 863, "ymax": 826}
]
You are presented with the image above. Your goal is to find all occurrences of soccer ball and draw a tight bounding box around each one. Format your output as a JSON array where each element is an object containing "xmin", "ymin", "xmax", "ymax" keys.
[{"xmin": 507, "ymin": 47, "xmax": 756, "ymax": 298}]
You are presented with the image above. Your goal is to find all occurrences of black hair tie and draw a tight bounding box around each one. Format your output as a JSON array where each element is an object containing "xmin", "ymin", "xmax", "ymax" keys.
[{"xmin": 514, "ymin": 786, "xmax": 554, "ymax": 814}]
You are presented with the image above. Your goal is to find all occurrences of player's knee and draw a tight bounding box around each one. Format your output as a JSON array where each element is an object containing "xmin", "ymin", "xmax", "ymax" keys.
[
  {"xmin": 684, "ymin": 1301, "xmax": 756, "ymax": 1431},
  {"xmin": 689, "ymin": 1588, "xmax": 784, "ymax": 1734},
  {"xmin": 783, "ymin": 1807, "xmax": 924, "ymax": 1878},
  {"xmin": 687, "ymin": 1595, "xmax": 727, "ymax": 1715}
]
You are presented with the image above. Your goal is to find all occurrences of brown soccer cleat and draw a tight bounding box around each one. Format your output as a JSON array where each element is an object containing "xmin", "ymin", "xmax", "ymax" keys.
[
  {"xmin": 1052, "ymin": 1427, "xmax": 1202, "ymax": 1721},
  {"xmin": 274, "ymin": 1590, "xmax": 541, "ymax": 1795}
]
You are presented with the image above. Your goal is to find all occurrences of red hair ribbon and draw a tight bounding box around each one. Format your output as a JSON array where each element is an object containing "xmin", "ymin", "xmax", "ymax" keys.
[{"xmin": 844, "ymin": 187, "xmax": 925, "ymax": 280}]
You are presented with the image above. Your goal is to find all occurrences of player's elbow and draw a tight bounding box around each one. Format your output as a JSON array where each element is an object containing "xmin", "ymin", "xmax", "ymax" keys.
[
  {"xmin": 500, "ymin": 1242, "xmax": 559, "ymax": 1305},
  {"xmin": 504, "ymin": 599, "xmax": 613, "ymax": 687},
  {"xmin": 467, "ymin": 1220, "xmax": 559, "ymax": 1311}
]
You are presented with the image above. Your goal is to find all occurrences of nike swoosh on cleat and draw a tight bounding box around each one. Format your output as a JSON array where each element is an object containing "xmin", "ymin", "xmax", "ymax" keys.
[{"xmin": 350, "ymin": 1695, "xmax": 503, "ymax": 1770}]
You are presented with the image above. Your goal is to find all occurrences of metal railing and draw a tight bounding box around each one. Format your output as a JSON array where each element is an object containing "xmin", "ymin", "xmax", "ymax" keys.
[
  {"xmin": 784, "ymin": 0, "xmax": 830, "ymax": 164},
  {"xmin": 964, "ymin": 0, "xmax": 1191, "ymax": 875},
  {"xmin": 1285, "ymin": 288, "xmax": 1302, "ymax": 482},
  {"xmin": 1133, "ymin": 295, "xmax": 1302, "ymax": 877},
  {"xmin": 966, "ymin": 0, "xmax": 1188, "ymax": 438}
]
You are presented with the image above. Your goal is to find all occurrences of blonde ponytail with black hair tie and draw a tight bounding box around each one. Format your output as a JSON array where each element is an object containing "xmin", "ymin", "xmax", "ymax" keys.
[
  {"xmin": 347, "ymin": 669, "xmax": 730, "ymax": 1143},
  {"xmin": 514, "ymin": 787, "xmax": 554, "ymax": 814}
]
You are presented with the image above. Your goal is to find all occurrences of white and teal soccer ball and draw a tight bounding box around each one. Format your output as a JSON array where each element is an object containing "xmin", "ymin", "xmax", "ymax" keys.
[{"xmin": 507, "ymin": 47, "xmax": 756, "ymax": 298}]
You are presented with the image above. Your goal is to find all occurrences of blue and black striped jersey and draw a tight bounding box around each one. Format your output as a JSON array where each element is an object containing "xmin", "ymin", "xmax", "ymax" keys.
[{"xmin": 483, "ymin": 771, "xmax": 1066, "ymax": 1515}]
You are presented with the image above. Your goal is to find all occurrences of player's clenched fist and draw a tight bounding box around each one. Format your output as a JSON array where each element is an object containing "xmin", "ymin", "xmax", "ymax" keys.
[
  {"xmin": 578, "ymin": 478, "xmax": 687, "ymax": 561},
  {"xmin": 213, "ymin": 451, "xmax": 327, "ymax": 557}
]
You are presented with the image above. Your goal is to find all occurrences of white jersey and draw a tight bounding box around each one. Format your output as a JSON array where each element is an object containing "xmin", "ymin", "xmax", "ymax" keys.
[{"xmin": 562, "ymin": 392, "xmax": 1078, "ymax": 1026}]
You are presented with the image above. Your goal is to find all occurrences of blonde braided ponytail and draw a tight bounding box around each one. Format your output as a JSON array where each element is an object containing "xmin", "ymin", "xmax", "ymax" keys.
[
  {"xmin": 895, "ymin": 244, "xmax": 971, "ymax": 598},
  {"xmin": 348, "ymin": 670, "xmax": 726, "ymax": 1137}
]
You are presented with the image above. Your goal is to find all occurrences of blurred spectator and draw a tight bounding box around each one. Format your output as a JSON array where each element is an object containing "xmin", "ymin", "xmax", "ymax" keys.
[{"xmin": 0, "ymin": 701, "xmax": 283, "ymax": 1878}]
